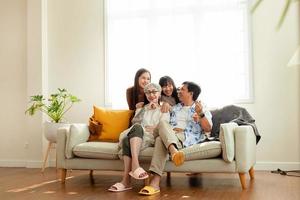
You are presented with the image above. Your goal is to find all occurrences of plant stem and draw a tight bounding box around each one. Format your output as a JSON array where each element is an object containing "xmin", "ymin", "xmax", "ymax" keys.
[
  {"xmin": 276, "ymin": 0, "xmax": 292, "ymax": 30},
  {"xmin": 250, "ymin": 0, "xmax": 264, "ymax": 13}
]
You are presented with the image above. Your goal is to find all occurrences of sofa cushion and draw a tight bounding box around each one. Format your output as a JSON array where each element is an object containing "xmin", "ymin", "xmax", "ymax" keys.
[
  {"xmin": 93, "ymin": 106, "xmax": 133, "ymax": 142},
  {"xmin": 118, "ymin": 141, "xmax": 221, "ymax": 161},
  {"xmin": 219, "ymin": 122, "xmax": 238, "ymax": 162},
  {"xmin": 73, "ymin": 142, "xmax": 119, "ymax": 160}
]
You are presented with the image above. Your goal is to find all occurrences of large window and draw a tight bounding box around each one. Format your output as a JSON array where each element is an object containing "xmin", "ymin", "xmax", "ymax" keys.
[{"xmin": 105, "ymin": 0, "xmax": 252, "ymax": 109}]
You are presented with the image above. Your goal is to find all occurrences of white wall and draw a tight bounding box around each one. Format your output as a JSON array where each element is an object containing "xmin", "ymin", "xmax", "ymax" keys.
[
  {"xmin": 0, "ymin": 0, "xmax": 28, "ymax": 166},
  {"xmin": 244, "ymin": 0, "xmax": 300, "ymax": 170},
  {"xmin": 0, "ymin": 0, "xmax": 299, "ymax": 170},
  {"xmin": 47, "ymin": 0, "xmax": 104, "ymax": 123}
]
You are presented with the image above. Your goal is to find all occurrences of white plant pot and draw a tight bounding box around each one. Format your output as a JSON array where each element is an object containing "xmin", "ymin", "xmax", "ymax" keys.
[{"xmin": 43, "ymin": 121, "xmax": 70, "ymax": 143}]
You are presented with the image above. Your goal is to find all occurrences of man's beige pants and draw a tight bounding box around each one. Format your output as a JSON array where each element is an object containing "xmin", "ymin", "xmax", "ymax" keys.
[{"xmin": 149, "ymin": 121, "xmax": 185, "ymax": 176}]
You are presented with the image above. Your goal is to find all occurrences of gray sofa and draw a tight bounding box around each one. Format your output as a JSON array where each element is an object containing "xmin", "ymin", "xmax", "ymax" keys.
[{"xmin": 57, "ymin": 122, "xmax": 256, "ymax": 189}]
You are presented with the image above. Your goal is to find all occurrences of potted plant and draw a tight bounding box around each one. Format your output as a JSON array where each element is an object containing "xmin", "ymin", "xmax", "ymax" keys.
[
  {"xmin": 25, "ymin": 88, "xmax": 81, "ymax": 142},
  {"xmin": 251, "ymin": 0, "xmax": 299, "ymax": 30}
]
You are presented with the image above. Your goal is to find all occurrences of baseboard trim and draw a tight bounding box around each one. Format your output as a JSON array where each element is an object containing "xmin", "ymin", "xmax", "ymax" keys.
[
  {"xmin": 0, "ymin": 160, "xmax": 27, "ymax": 167},
  {"xmin": 0, "ymin": 160, "xmax": 56, "ymax": 168},
  {"xmin": 255, "ymin": 162, "xmax": 300, "ymax": 171}
]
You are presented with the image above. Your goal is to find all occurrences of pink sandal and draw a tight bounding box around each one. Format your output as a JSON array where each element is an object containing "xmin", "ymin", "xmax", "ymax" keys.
[
  {"xmin": 108, "ymin": 182, "xmax": 132, "ymax": 192},
  {"xmin": 129, "ymin": 167, "xmax": 149, "ymax": 180}
]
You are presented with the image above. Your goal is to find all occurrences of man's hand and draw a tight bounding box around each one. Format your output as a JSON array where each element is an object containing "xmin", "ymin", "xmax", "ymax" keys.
[
  {"xmin": 193, "ymin": 101, "xmax": 205, "ymax": 123},
  {"xmin": 195, "ymin": 101, "xmax": 203, "ymax": 114},
  {"xmin": 192, "ymin": 113, "xmax": 200, "ymax": 123}
]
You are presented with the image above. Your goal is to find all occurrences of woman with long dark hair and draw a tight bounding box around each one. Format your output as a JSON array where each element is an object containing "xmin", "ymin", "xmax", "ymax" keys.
[{"xmin": 126, "ymin": 68, "xmax": 151, "ymax": 110}]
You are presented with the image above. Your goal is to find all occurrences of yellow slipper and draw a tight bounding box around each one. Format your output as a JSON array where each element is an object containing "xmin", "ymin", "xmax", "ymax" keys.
[
  {"xmin": 171, "ymin": 151, "xmax": 185, "ymax": 166},
  {"xmin": 139, "ymin": 186, "xmax": 160, "ymax": 196}
]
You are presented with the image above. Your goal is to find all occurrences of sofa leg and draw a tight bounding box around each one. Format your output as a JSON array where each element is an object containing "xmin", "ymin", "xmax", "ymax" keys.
[
  {"xmin": 167, "ymin": 172, "xmax": 171, "ymax": 179},
  {"xmin": 249, "ymin": 167, "xmax": 255, "ymax": 179},
  {"xmin": 238, "ymin": 173, "xmax": 247, "ymax": 190},
  {"xmin": 61, "ymin": 169, "xmax": 67, "ymax": 184},
  {"xmin": 89, "ymin": 170, "xmax": 94, "ymax": 178},
  {"xmin": 89, "ymin": 170, "xmax": 95, "ymax": 184}
]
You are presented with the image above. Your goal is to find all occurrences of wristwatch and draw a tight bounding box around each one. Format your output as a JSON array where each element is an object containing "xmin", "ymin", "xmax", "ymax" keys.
[{"xmin": 199, "ymin": 112, "xmax": 205, "ymax": 118}]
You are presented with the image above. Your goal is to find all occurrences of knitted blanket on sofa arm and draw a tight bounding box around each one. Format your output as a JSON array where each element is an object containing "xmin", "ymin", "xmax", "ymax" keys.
[{"xmin": 210, "ymin": 105, "xmax": 261, "ymax": 144}]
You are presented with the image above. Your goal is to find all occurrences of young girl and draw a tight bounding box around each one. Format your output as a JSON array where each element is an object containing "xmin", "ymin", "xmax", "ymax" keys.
[
  {"xmin": 108, "ymin": 83, "xmax": 169, "ymax": 192},
  {"xmin": 159, "ymin": 76, "xmax": 180, "ymax": 112},
  {"xmin": 126, "ymin": 68, "xmax": 151, "ymax": 110}
]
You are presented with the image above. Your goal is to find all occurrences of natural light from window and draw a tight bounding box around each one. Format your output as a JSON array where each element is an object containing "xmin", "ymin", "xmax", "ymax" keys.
[{"xmin": 105, "ymin": 0, "xmax": 252, "ymax": 109}]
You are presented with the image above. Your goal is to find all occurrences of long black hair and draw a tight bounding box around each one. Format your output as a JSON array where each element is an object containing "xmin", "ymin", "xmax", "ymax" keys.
[
  {"xmin": 132, "ymin": 68, "xmax": 151, "ymax": 106},
  {"xmin": 159, "ymin": 76, "xmax": 180, "ymax": 104}
]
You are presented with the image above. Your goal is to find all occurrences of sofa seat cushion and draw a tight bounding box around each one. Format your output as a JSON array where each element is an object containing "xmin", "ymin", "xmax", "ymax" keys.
[
  {"xmin": 73, "ymin": 142, "xmax": 119, "ymax": 160},
  {"xmin": 118, "ymin": 141, "xmax": 221, "ymax": 161}
]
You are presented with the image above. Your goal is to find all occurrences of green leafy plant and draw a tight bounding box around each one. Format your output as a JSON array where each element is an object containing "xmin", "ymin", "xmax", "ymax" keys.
[
  {"xmin": 25, "ymin": 88, "xmax": 81, "ymax": 123},
  {"xmin": 251, "ymin": 0, "xmax": 299, "ymax": 30}
]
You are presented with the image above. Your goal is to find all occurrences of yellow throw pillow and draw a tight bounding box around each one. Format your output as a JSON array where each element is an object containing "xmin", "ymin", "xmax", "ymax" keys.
[{"xmin": 93, "ymin": 106, "xmax": 133, "ymax": 142}]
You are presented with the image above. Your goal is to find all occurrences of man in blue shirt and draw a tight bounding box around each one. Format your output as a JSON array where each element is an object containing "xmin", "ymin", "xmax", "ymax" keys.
[{"xmin": 139, "ymin": 81, "xmax": 213, "ymax": 195}]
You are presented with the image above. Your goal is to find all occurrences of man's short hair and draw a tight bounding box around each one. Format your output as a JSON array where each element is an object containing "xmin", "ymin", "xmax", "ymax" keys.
[{"xmin": 182, "ymin": 81, "xmax": 201, "ymax": 101}]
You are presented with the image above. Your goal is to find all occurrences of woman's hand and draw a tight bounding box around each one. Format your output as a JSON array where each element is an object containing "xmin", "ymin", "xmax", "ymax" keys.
[
  {"xmin": 135, "ymin": 102, "xmax": 144, "ymax": 109},
  {"xmin": 160, "ymin": 102, "xmax": 171, "ymax": 113},
  {"xmin": 145, "ymin": 125, "xmax": 156, "ymax": 133},
  {"xmin": 149, "ymin": 102, "xmax": 159, "ymax": 109}
]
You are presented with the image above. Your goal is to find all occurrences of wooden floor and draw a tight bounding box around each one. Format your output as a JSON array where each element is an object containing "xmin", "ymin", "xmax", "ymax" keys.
[{"xmin": 0, "ymin": 168, "xmax": 299, "ymax": 200}]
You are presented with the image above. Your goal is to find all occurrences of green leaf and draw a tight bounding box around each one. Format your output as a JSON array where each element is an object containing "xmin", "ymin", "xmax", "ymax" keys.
[
  {"xmin": 250, "ymin": 0, "xmax": 264, "ymax": 13},
  {"xmin": 25, "ymin": 88, "xmax": 81, "ymax": 123},
  {"xmin": 276, "ymin": 0, "xmax": 292, "ymax": 30},
  {"xmin": 70, "ymin": 95, "xmax": 81, "ymax": 103},
  {"xmin": 251, "ymin": 0, "xmax": 299, "ymax": 30}
]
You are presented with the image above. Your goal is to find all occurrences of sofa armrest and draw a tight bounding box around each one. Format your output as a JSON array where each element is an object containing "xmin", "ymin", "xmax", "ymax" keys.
[
  {"xmin": 57, "ymin": 127, "xmax": 69, "ymax": 168},
  {"xmin": 234, "ymin": 126, "xmax": 256, "ymax": 173},
  {"xmin": 64, "ymin": 124, "xmax": 90, "ymax": 159}
]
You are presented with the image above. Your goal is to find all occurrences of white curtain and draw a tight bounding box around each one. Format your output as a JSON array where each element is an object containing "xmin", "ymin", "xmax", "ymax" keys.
[{"xmin": 105, "ymin": 0, "xmax": 252, "ymax": 109}]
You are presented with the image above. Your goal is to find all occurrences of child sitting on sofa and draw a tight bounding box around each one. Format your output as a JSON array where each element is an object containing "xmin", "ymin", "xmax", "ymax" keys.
[
  {"xmin": 159, "ymin": 75, "xmax": 180, "ymax": 112},
  {"xmin": 108, "ymin": 83, "xmax": 170, "ymax": 192}
]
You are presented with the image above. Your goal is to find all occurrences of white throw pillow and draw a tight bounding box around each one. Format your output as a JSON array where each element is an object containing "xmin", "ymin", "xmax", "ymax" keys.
[
  {"xmin": 65, "ymin": 124, "xmax": 90, "ymax": 159},
  {"xmin": 219, "ymin": 122, "xmax": 238, "ymax": 162}
]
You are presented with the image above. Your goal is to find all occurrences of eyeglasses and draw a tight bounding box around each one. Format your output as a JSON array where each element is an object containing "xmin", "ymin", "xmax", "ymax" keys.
[{"xmin": 145, "ymin": 90, "xmax": 159, "ymax": 95}]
